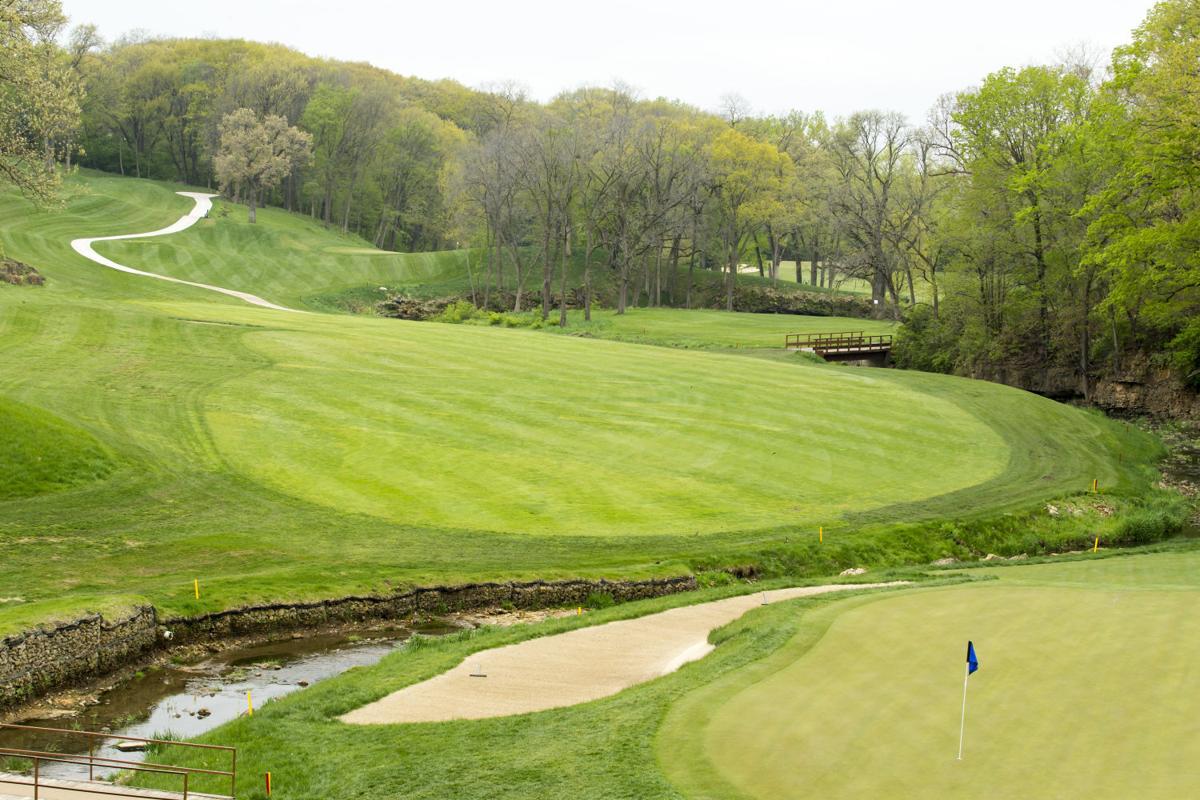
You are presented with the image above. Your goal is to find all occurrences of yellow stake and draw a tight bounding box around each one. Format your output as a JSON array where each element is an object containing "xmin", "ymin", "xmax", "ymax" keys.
[
  {"xmin": 1093, "ymin": 537, "xmax": 1099, "ymax": 553},
  {"xmin": 193, "ymin": 579, "xmax": 199, "ymax": 600},
  {"xmin": 247, "ymin": 691, "xmax": 253, "ymax": 716},
  {"xmin": 819, "ymin": 526, "xmax": 823, "ymax": 543},
  {"xmin": 577, "ymin": 606, "xmax": 581, "ymax": 616}
]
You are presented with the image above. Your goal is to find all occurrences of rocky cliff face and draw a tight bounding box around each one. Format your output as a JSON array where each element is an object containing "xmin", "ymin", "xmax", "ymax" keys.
[
  {"xmin": 1090, "ymin": 357, "xmax": 1200, "ymax": 419},
  {"xmin": 971, "ymin": 355, "xmax": 1198, "ymax": 420}
]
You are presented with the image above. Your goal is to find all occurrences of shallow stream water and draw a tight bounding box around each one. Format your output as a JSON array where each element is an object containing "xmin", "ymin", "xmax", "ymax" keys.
[{"xmin": 0, "ymin": 621, "xmax": 456, "ymax": 780}]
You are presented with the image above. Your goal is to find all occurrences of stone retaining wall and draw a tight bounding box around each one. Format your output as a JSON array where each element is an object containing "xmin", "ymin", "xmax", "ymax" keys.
[
  {"xmin": 0, "ymin": 576, "xmax": 696, "ymax": 710},
  {"xmin": 0, "ymin": 606, "xmax": 158, "ymax": 708}
]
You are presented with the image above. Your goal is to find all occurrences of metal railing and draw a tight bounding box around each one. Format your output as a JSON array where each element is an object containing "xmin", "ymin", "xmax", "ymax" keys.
[{"xmin": 0, "ymin": 723, "xmax": 236, "ymax": 799}]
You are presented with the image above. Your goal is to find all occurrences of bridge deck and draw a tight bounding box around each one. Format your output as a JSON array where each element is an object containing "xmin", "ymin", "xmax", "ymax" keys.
[{"xmin": 0, "ymin": 773, "xmax": 226, "ymax": 800}]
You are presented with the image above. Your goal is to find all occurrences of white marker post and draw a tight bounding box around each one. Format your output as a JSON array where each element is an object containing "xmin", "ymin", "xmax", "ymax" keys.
[
  {"xmin": 957, "ymin": 641, "xmax": 978, "ymax": 760},
  {"xmin": 956, "ymin": 660, "xmax": 969, "ymax": 760}
]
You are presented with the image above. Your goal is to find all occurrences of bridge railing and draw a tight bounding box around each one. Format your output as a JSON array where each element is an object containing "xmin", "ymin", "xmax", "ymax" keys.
[
  {"xmin": 0, "ymin": 723, "xmax": 236, "ymax": 799},
  {"xmin": 784, "ymin": 332, "xmax": 892, "ymax": 352}
]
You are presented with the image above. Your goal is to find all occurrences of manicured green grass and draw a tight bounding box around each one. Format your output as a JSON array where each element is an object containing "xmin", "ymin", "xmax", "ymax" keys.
[
  {"xmin": 477, "ymin": 306, "xmax": 894, "ymax": 350},
  {"xmin": 93, "ymin": 192, "xmax": 468, "ymax": 309},
  {"xmin": 0, "ymin": 395, "xmax": 114, "ymax": 500},
  {"xmin": 660, "ymin": 549, "xmax": 1200, "ymax": 799},
  {"xmin": 770, "ymin": 260, "xmax": 870, "ymax": 294},
  {"xmin": 0, "ymin": 171, "xmax": 1166, "ymax": 634},
  {"xmin": 139, "ymin": 547, "xmax": 1200, "ymax": 799}
]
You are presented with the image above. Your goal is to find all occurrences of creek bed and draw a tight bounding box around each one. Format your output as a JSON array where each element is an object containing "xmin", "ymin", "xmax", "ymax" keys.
[{"xmin": 0, "ymin": 620, "xmax": 457, "ymax": 779}]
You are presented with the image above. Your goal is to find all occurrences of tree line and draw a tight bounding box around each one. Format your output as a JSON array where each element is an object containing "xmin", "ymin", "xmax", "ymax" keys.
[{"xmin": 4, "ymin": 0, "xmax": 1199, "ymax": 393}]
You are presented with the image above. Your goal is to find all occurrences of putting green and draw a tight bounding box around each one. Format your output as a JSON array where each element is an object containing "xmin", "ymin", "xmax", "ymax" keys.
[{"xmin": 660, "ymin": 552, "xmax": 1200, "ymax": 799}]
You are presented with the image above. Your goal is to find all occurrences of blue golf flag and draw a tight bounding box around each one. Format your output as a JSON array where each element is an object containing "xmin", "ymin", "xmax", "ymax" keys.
[{"xmin": 967, "ymin": 640, "xmax": 979, "ymax": 675}]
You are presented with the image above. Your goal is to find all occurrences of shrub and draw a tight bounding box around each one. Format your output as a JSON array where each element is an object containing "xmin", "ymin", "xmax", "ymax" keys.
[
  {"xmin": 1169, "ymin": 318, "xmax": 1200, "ymax": 390},
  {"xmin": 584, "ymin": 591, "xmax": 615, "ymax": 609},
  {"xmin": 893, "ymin": 305, "xmax": 958, "ymax": 373},
  {"xmin": 1109, "ymin": 495, "xmax": 1190, "ymax": 545},
  {"xmin": 435, "ymin": 299, "xmax": 478, "ymax": 324}
]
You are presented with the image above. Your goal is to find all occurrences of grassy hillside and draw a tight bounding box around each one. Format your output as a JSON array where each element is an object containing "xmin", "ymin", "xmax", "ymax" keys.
[
  {"xmin": 91, "ymin": 183, "xmax": 859, "ymax": 312},
  {"xmin": 0, "ymin": 396, "xmax": 114, "ymax": 500},
  {"xmin": 0, "ymin": 172, "xmax": 1169, "ymax": 634}
]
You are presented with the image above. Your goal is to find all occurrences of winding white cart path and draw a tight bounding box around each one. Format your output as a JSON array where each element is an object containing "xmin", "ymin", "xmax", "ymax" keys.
[
  {"xmin": 342, "ymin": 581, "xmax": 906, "ymax": 724},
  {"xmin": 70, "ymin": 192, "xmax": 295, "ymax": 312}
]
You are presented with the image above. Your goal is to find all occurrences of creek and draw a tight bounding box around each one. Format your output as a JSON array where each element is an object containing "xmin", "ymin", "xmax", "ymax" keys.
[{"xmin": 0, "ymin": 621, "xmax": 456, "ymax": 779}]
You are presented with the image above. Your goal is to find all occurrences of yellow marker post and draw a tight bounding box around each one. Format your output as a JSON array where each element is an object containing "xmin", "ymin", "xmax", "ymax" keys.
[
  {"xmin": 1092, "ymin": 478, "xmax": 1099, "ymax": 493},
  {"xmin": 819, "ymin": 526, "xmax": 824, "ymax": 543},
  {"xmin": 1093, "ymin": 537, "xmax": 1099, "ymax": 553},
  {"xmin": 265, "ymin": 772, "xmax": 272, "ymax": 796},
  {"xmin": 577, "ymin": 607, "xmax": 582, "ymax": 616},
  {"xmin": 247, "ymin": 691, "xmax": 253, "ymax": 716},
  {"xmin": 193, "ymin": 579, "xmax": 199, "ymax": 600}
]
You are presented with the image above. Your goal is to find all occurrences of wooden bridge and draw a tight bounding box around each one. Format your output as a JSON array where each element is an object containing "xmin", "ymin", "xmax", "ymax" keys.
[{"xmin": 784, "ymin": 331, "xmax": 893, "ymax": 365}]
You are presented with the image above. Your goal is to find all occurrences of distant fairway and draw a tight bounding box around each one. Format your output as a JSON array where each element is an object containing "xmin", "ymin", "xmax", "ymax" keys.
[
  {"xmin": 521, "ymin": 306, "xmax": 894, "ymax": 350},
  {"xmin": 660, "ymin": 551, "xmax": 1200, "ymax": 799},
  {"xmin": 0, "ymin": 172, "xmax": 1162, "ymax": 631}
]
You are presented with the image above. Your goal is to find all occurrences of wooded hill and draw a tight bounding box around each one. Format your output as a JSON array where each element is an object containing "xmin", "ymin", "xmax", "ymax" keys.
[{"xmin": 6, "ymin": 0, "xmax": 1200, "ymax": 404}]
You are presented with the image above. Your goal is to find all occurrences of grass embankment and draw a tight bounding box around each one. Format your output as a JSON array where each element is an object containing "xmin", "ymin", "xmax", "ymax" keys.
[
  {"xmin": 0, "ymin": 396, "xmax": 114, "ymax": 501},
  {"xmin": 0, "ymin": 171, "xmax": 1173, "ymax": 636},
  {"xmin": 138, "ymin": 545, "xmax": 1200, "ymax": 799}
]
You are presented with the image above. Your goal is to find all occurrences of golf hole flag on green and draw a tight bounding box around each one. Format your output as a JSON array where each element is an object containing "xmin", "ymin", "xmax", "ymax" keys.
[{"xmin": 958, "ymin": 640, "xmax": 979, "ymax": 760}]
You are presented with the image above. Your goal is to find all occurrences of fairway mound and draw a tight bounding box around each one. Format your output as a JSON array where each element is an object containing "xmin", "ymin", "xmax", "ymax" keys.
[
  {"xmin": 341, "ymin": 582, "xmax": 905, "ymax": 724},
  {"xmin": 0, "ymin": 397, "xmax": 114, "ymax": 500}
]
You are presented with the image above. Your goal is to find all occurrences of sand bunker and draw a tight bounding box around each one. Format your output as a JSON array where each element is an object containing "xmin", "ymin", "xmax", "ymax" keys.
[{"xmin": 342, "ymin": 582, "xmax": 905, "ymax": 724}]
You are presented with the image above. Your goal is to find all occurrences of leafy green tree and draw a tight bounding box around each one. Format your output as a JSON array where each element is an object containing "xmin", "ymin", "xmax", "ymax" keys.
[
  {"xmin": 1084, "ymin": 0, "xmax": 1200, "ymax": 387},
  {"xmin": 0, "ymin": 0, "xmax": 80, "ymax": 204},
  {"xmin": 708, "ymin": 128, "xmax": 791, "ymax": 311},
  {"xmin": 214, "ymin": 108, "xmax": 311, "ymax": 223},
  {"xmin": 950, "ymin": 65, "xmax": 1091, "ymax": 355}
]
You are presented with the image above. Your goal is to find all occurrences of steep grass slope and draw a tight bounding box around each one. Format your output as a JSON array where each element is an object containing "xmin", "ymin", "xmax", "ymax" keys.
[{"xmin": 0, "ymin": 172, "xmax": 1163, "ymax": 633}]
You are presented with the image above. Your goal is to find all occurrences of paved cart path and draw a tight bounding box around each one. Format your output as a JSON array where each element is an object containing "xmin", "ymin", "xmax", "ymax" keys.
[
  {"xmin": 71, "ymin": 192, "xmax": 295, "ymax": 312},
  {"xmin": 342, "ymin": 582, "xmax": 906, "ymax": 724}
]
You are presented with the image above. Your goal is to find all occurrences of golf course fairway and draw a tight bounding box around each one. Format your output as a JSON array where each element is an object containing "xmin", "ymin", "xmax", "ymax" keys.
[
  {"xmin": 0, "ymin": 172, "xmax": 1167, "ymax": 632},
  {"xmin": 659, "ymin": 550, "xmax": 1200, "ymax": 800}
]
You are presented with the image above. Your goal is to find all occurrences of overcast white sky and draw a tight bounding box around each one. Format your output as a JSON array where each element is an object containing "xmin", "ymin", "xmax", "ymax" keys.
[{"xmin": 62, "ymin": 0, "xmax": 1154, "ymax": 122}]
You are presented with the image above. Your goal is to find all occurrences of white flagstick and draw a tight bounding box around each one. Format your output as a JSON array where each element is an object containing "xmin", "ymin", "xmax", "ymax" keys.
[{"xmin": 957, "ymin": 658, "xmax": 970, "ymax": 760}]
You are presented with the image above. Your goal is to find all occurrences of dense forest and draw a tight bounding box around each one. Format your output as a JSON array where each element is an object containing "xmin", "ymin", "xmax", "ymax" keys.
[{"xmin": 4, "ymin": 0, "xmax": 1199, "ymax": 398}]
